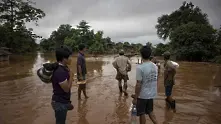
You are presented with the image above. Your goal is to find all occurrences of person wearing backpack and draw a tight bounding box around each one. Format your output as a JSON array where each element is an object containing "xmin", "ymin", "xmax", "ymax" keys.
[{"xmin": 51, "ymin": 46, "xmax": 74, "ymax": 124}]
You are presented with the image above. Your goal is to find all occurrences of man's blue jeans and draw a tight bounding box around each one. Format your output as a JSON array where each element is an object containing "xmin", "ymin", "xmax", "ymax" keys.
[{"xmin": 51, "ymin": 101, "xmax": 68, "ymax": 124}]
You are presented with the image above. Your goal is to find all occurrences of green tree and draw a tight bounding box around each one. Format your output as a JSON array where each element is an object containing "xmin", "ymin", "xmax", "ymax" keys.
[
  {"xmin": 89, "ymin": 31, "xmax": 105, "ymax": 55},
  {"xmin": 0, "ymin": 0, "xmax": 45, "ymax": 30},
  {"xmin": 0, "ymin": 0, "xmax": 45, "ymax": 53},
  {"xmin": 154, "ymin": 43, "xmax": 169, "ymax": 56},
  {"xmin": 123, "ymin": 42, "xmax": 131, "ymax": 52},
  {"xmin": 103, "ymin": 36, "xmax": 113, "ymax": 51},
  {"xmin": 134, "ymin": 43, "xmax": 143, "ymax": 53},
  {"xmin": 77, "ymin": 20, "xmax": 92, "ymax": 46},
  {"xmin": 50, "ymin": 24, "xmax": 72, "ymax": 48},
  {"xmin": 0, "ymin": 24, "xmax": 10, "ymax": 47},
  {"xmin": 216, "ymin": 26, "xmax": 221, "ymax": 54},
  {"xmin": 130, "ymin": 43, "xmax": 136, "ymax": 52},
  {"xmin": 39, "ymin": 20, "xmax": 144, "ymax": 56},
  {"xmin": 77, "ymin": 20, "xmax": 90, "ymax": 34},
  {"xmin": 129, "ymin": 43, "xmax": 143, "ymax": 53},
  {"xmin": 156, "ymin": 1, "xmax": 209, "ymax": 40},
  {"xmin": 170, "ymin": 22, "xmax": 216, "ymax": 61},
  {"xmin": 155, "ymin": 1, "xmax": 218, "ymax": 62},
  {"xmin": 39, "ymin": 38, "xmax": 55, "ymax": 51},
  {"xmin": 211, "ymin": 26, "xmax": 221, "ymax": 63},
  {"xmin": 115, "ymin": 42, "xmax": 123, "ymax": 51}
]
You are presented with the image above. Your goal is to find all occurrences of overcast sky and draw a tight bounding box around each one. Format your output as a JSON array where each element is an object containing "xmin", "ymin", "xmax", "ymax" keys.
[{"xmin": 27, "ymin": 0, "xmax": 221, "ymax": 45}]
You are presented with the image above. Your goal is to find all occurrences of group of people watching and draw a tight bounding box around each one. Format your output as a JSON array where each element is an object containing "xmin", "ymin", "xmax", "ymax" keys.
[
  {"xmin": 112, "ymin": 46, "xmax": 176, "ymax": 124},
  {"xmin": 46, "ymin": 44, "xmax": 176, "ymax": 124}
]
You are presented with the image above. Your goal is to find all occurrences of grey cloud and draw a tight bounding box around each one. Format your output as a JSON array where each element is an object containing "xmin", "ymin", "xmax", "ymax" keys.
[{"xmin": 28, "ymin": 0, "xmax": 221, "ymax": 44}]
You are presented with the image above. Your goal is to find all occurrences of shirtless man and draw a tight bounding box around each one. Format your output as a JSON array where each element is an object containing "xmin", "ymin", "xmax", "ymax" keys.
[{"xmin": 163, "ymin": 51, "xmax": 176, "ymax": 111}]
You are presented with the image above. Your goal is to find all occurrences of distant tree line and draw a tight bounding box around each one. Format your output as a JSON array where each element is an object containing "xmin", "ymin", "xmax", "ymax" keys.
[
  {"xmin": 39, "ymin": 20, "xmax": 144, "ymax": 55},
  {"xmin": 1, "ymin": 0, "xmax": 221, "ymax": 63}
]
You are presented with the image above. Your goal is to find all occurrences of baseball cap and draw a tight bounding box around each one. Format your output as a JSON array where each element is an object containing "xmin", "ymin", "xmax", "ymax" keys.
[
  {"xmin": 162, "ymin": 51, "xmax": 171, "ymax": 56},
  {"xmin": 119, "ymin": 49, "xmax": 124, "ymax": 54}
]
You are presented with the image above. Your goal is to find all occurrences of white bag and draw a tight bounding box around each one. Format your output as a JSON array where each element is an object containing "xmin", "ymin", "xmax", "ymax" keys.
[{"xmin": 170, "ymin": 61, "xmax": 179, "ymax": 69}]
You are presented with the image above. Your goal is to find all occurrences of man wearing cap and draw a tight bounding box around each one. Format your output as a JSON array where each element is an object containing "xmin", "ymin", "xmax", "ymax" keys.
[
  {"xmin": 112, "ymin": 49, "xmax": 131, "ymax": 96},
  {"xmin": 163, "ymin": 51, "xmax": 176, "ymax": 111}
]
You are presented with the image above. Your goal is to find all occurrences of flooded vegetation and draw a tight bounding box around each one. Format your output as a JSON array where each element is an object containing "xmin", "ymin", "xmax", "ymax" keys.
[{"xmin": 0, "ymin": 53, "xmax": 221, "ymax": 124}]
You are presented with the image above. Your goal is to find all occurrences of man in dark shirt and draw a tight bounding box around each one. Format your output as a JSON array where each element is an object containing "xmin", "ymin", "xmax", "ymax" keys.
[
  {"xmin": 51, "ymin": 46, "xmax": 74, "ymax": 124},
  {"xmin": 77, "ymin": 44, "xmax": 88, "ymax": 100}
]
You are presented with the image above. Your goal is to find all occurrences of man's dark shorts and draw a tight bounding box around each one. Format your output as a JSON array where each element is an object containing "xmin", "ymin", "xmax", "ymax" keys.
[
  {"xmin": 136, "ymin": 98, "xmax": 153, "ymax": 116},
  {"xmin": 164, "ymin": 80, "xmax": 174, "ymax": 97},
  {"xmin": 116, "ymin": 72, "xmax": 129, "ymax": 82},
  {"xmin": 165, "ymin": 85, "xmax": 173, "ymax": 97}
]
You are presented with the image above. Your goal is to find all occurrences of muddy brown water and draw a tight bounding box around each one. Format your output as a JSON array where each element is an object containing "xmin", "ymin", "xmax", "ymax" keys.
[{"xmin": 0, "ymin": 52, "xmax": 221, "ymax": 124}]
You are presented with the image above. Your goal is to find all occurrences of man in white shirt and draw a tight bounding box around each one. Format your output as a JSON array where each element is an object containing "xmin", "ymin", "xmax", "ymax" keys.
[
  {"xmin": 112, "ymin": 50, "xmax": 131, "ymax": 96},
  {"xmin": 132, "ymin": 46, "xmax": 158, "ymax": 124}
]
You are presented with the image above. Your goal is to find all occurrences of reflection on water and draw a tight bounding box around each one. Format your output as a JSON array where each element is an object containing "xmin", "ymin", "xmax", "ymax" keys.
[
  {"xmin": 0, "ymin": 52, "xmax": 221, "ymax": 124},
  {"xmin": 77, "ymin": 100, "xmax": 89, "ymax": 124},
  {"xmin": 163, "ymin": 106, "xmax": 175, "ymax": 124},
  {"xmin": 32, "ymin": 52, "xmax": 46, "ymax": 73},
  {"xmin": 0, "ymin": 53, "xmax": 37, "ymax": 82},
  {"xmin": 114, "ymin": 94, "xmax": 129, "ymax": 123}
]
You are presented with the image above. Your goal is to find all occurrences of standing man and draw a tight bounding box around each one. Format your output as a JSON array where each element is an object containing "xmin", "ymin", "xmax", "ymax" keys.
[
  {"xmin": 151, "ymin": 56, "xmax": 161, "ymax": 92},
  {"xmin": 112, "ymin": 49, "xmax": 131, "ymax": 96},
  {"xmin": 163, "ymin": 51, "xmax": 176, "ymax": 111},
  {"xmin": 77, "ymin": 44, "xmax": 89, "ymax": 100},
  {"xmin": 151, "ymin": 56, "xmax": 161, "ymax": 73},
  {"xmin": 132, "ymin": 46, "xmax": 158, "ymax": 124},
  {"xmin": 51, "ymin": 46, "xmax": 74, "ymax": 124}
]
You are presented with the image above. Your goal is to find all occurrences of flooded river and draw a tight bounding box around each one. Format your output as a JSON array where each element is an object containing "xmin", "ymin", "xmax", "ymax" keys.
[{"xmin": 0, "ymin": 52, "xmax": 221, "ymax": 124}]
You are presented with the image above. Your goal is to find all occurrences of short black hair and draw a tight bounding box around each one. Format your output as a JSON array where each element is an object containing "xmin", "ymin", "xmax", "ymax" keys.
[
  {"xmin": 119, "ymin": 53, "xmax": 124, "ymax": 55},
  {"xmin": 150, "ymin": 56, "xmax": 154, "ymax": 60},
  {"xmin": 119, "ymin": 50, "xmax": 124, "ymax": 55},
  {"xmin": 140, "ymin": 46, "xmax": 152, "ymax": 60},
  {"xmin": 78, "ymin": 44, "xmax": 86, "ymax": 51},
  {"xmin": 55, "ymin": 45, "xmax": 72, "ymax": 62}
]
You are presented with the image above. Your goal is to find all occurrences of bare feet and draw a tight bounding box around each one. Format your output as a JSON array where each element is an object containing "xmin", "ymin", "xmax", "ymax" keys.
[
  {"xmin": 119, "ymin": 87, "xmax": 123, "ymax": 93},
  {"xmin": 131, "ymin": 94, "xmax": 135, "ymax": 98}
]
